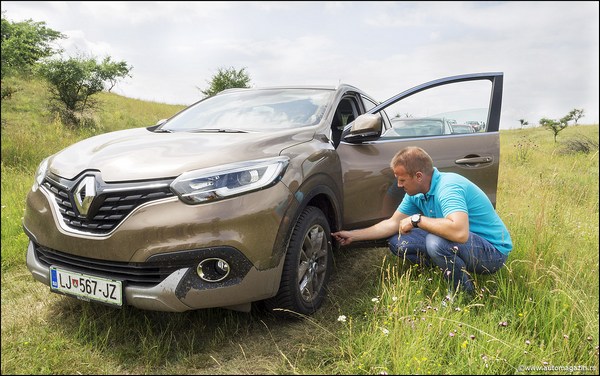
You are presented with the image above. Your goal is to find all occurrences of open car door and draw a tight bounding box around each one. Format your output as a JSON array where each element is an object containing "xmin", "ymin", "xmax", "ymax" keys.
[{"xmin": 337, "ymin": 72, "xmax": 503, "ymax": 230}]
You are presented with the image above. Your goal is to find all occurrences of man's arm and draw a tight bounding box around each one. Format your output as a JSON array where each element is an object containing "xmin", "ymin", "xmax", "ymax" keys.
[
  {"xmin": 399, "ymin": 211, "xmax": 470, "ymax": 243},
  {"xmin": 332, "ymin": 210, "xmax": 407, "ymax": 246}
]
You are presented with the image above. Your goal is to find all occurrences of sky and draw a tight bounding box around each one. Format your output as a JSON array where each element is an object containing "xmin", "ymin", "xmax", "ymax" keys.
[{"xmin": 2, "ymin": 1, "xmax": 599, "ymax": 129}]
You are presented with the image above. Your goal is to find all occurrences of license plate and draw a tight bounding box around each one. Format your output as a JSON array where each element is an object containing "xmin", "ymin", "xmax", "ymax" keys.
[{"xmin": 50, "ymin": 266, "xmax": 123, "ymax": 307}]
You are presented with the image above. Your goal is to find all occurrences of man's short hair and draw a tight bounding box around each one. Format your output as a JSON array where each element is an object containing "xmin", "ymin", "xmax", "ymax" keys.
[{"xmin": 390, "ymin": 146, "xmax": 434, "ymax": 176}]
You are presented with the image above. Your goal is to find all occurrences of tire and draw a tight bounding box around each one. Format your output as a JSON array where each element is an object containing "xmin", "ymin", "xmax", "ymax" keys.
[{"xmin": 266, "ymin": 206, "xmax": 333, "ymax": 317}]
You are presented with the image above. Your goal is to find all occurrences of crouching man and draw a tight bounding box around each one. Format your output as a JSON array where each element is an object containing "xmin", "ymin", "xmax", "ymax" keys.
[{"xmin": 332, "ymin": 146, "xmax": 513, "ymax": 296}]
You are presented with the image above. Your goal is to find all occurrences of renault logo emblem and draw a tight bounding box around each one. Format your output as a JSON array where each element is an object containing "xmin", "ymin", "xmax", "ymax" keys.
[{"xmin": 74, "ymin": 176, "xmax": 96, "ymax": 216}]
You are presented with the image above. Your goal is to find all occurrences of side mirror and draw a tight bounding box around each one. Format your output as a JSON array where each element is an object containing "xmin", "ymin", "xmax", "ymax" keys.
[{"xmin": 342, "ymin": 113, "xmax": 382, "ymax": 143}]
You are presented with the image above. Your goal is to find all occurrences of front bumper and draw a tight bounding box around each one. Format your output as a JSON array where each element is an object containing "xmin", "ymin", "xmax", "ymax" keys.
[{"xmin": 26, "ymin": 239, "xmax": 285, "ymax": 312}]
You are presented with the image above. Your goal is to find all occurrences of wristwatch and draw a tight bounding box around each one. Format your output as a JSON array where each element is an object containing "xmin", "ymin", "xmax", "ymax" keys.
[{"xmin": 411, "ymin": 214, "xmax": 422, "ymax": 228}]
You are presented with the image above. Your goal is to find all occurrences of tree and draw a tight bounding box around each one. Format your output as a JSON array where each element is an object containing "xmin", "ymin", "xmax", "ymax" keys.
[
  {"xmin": 567, "ymin": 108, "xmax": 585, "ymax": 125},
  {"xmin": 98, "ymin": 56, "xmax": 132, "ymax": 92},
  {"xmin": 38, "ymin": 54, "xmax": 132, "ymax": 126},
  {"xmin": 1, "ymin": 12, "xmax": 65, "ymax": 79},
  {"xmin": 539, "ymin": 117, "xmax": 568, "ymax": 143},
  {"xmin": 199, "ymin": 66, "xmax": 251, "ymax": 97},
  {"xmin": 518, "ymin": 119, "xmax": 529, "ymax": 129}
]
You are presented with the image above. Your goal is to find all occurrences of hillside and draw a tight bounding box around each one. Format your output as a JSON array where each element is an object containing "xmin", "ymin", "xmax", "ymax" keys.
[{"xmin": 1, "ymin": 76, "xmax": 186, "ymax": 172}]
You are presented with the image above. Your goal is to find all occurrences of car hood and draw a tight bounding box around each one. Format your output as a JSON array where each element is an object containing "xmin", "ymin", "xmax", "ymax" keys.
[{"xmin": 48, "ymin": 127, "xmax": 315, "ymax": 181}]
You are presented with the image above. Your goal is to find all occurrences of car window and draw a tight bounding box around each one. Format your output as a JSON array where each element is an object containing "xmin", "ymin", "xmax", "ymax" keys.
[
  {"xmin": 379, "ymin": 80, "xmax": 491, "ymax": 140},
  {"xmin": 385, "ymin": 117, "xmax": 451, "ymax": 138},
  {"xmin": 361, "ymin": 95, "xmax": 378, "ymax": 112},
  {"xmin": 331, "ymin": 96, "xmax": 361, "ymax": 148},
  {"xmin": 162, "ymin": 88, "xmax": 335, "ymax": 132},
  {"xmin": 450, "ymin": 124, "xmax": 475, "ymax": 134}
]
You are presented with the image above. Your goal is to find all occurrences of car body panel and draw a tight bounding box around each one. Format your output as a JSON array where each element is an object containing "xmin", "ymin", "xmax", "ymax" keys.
[
  {"xmin": 338, "ymin": 132, "xmax": 499, "ymax": 228},
  {"xmin": 48, "ymin": 127, "xmax": 315, "ymax": 182}
]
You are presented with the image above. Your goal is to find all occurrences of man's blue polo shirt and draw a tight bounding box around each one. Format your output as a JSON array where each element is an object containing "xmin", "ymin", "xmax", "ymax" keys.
[{"xmin": 398, "ymin": 168, "xmax": 513, "ymax": 255}]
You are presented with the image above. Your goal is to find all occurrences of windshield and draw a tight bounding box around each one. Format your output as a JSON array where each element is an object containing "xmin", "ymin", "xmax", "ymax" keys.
[{"xmin": 161, "ymin": 88, "xmax": 334, "ymax": 132}]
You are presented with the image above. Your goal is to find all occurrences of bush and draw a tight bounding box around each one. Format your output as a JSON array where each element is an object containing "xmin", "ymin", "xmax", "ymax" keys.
[
  {"xmin": 1, "ymin": 81, "xmax": 18, "ymax": 100},
  {"xmin": 559, "ymin": 134, "xmax": 599, "ymax": 155}
]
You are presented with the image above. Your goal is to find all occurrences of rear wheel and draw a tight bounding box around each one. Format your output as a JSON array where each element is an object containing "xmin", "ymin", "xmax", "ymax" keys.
[{"xmin": 266, "ymin": 206, "xmax": 332, "ymax": 317}]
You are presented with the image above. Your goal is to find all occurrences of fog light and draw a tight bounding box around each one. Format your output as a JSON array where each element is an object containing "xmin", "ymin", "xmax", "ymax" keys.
[{"xmin": 197, "ymin": 258, "xmax": 230, "ymax": 282}]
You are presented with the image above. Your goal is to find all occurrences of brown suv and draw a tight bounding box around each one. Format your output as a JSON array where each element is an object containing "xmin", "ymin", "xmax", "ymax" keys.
[{"xmin": 24, "ymin": 72, "xmax": 504, "ymax": 315}]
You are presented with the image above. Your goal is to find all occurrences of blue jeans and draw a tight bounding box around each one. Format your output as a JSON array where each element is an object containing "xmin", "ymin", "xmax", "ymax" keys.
[{"xmin": 388, "ymin": 229, "xmax": 508, "ymax": 294}]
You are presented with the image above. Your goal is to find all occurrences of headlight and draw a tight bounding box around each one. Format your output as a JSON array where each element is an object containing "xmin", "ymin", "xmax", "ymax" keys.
[
  {"xmin": 170, "ymin": 156, "xmax": 289, "ymax": 204},
  {"xmin": 32, "ymin": 157, "xmax": 50, "ymax": 192}
]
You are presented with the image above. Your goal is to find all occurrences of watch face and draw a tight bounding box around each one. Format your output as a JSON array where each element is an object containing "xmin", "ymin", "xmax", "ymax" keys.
[{"xmin": 412, "ymin": 214, "xmax": 420, "ymax": 222}]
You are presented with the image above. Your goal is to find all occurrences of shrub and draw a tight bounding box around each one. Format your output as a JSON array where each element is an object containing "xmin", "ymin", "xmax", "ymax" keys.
[{"xmin": 559, "ymin": 134, "xmax": 599, "ymax": 155}]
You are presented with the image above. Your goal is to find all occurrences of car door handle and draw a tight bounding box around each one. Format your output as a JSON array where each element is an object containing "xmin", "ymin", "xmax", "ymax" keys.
[{"xmin": 455, "ymin": 156, "xmax": 493, "ymax": 165}]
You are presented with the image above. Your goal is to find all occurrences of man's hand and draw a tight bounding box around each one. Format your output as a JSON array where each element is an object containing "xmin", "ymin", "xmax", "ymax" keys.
[
  {"xmin": 331, "ymin": 231, "xmax": 354, "ymax": 246},
  {"xmin": 399, "ymin": 216, "xmax": 414, "ymax": 235}
]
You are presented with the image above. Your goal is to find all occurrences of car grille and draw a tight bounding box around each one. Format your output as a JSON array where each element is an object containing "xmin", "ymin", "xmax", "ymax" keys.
[
  {"xmin": 42, "ymin": 175, "xmax": 175, "ymax": 235},
  {"xmin": 35, "ymin": 244, "xmax": 187, "ymax": 286}
]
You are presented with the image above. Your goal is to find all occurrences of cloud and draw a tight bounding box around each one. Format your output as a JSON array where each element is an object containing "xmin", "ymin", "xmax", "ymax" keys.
[{"xmin": 2, "ymin": 1, "xmax": 598, "ymax": 127}]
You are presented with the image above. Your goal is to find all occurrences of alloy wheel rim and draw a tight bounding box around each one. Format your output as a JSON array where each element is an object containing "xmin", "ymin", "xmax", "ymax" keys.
[{"xmin": 297, "ymin": 224, "xmax": 328, "ymax": 303}]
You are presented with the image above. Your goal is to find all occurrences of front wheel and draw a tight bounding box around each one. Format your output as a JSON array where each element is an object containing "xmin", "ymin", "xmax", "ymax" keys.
[{"xmin": 266, "ymin": 206, "xmax": 332, "ymax": 317}]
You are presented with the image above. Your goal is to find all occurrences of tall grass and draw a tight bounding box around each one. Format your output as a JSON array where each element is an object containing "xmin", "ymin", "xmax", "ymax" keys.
[{"xmin": 1, "ymin": 77, "xmax": 598, "ymax": 374}]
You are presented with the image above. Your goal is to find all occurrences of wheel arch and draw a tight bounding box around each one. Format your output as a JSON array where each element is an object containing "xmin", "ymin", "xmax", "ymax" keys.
[
  {"xmin": 268, "ymin": 173, "xmax": 342, "ymax": 275},
  {"xmin": 299, "ymin": 183, "xmax": 341, "ymax": 235}
]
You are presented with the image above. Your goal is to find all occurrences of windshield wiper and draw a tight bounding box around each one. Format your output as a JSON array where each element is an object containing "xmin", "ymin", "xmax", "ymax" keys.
[
  {"xmin": 190, "ymin": 128, "xmax": 248, "ymax": 133},
  {"xmin": 153, "ymin": 128, "xmax": 173, "ymax": 133}
]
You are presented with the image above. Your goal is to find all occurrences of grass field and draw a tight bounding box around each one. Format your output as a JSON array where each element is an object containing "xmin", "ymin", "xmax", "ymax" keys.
[{"xmin": 2, "ymin": 77, "xmax": 598, "ymax": 374}]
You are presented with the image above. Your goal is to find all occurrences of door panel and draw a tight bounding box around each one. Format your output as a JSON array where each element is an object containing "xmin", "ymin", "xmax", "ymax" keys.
[
  {"xmin": 337, "ymin": 73, "xmax": 503, "ymax": 229},
  {"xmin": 338, "ymin": 133, "xmax": 499, "ymax": 228}
]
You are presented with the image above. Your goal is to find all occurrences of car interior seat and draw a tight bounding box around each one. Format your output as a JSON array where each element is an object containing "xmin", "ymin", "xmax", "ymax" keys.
[
  {"xmin": 331, "ymin": 110, "xmax": 344, "ymax": 148},
  {"xmin": 331, "ymin": 99, "xmax": 357, "ymax": 148}
]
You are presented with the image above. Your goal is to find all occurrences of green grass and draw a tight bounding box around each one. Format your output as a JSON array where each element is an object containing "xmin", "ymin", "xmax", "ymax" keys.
[{"xmin": 2, "ymin": 77, "xmax": 598, "ymax": 374}]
